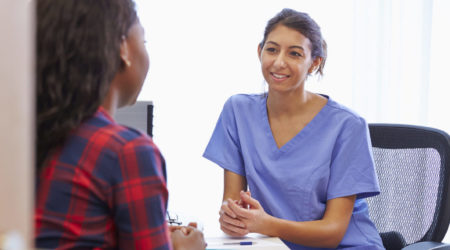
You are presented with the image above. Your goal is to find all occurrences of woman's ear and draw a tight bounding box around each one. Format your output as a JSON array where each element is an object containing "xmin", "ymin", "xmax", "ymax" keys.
[
  {"xmin": 309, "ymin": 57, "xmax": 322, "ymax": 74},
  {"xmin": 120, "ymin": 36, "xmax": 131, "ymax": 67}
]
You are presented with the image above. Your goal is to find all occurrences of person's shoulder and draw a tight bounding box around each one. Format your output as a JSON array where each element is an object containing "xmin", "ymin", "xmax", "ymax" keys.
[
  {"xmin": 85, "ymin": 109, "xmax": 153, "ymax": 150},
  {"xmin": 324, "ymin": 96, "xmax": 367, "ymax": 127},
  {"xmin": 77, "ymin": 111, "xmax": 162, "ymax": 185},
  {"xmin": 226, "ymin": 93, "xmax": 264, "ymax": 109},
  {"xmin": 106, "ymin": 124, "xmax": 153, "ymax": 149}
]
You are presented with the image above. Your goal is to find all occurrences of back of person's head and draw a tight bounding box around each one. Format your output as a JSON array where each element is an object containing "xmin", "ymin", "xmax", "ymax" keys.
[
  {"xmin": 260, "ymin": 8, "xmax": 327, "ymax": 76},
  {"xmin": 36, "ymin": 0, "xmax": 137, "ymax": 170}
]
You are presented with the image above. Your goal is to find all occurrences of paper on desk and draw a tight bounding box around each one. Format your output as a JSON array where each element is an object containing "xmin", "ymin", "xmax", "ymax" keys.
[{"xmin": 206, "ymin": 233, "xmax": 287, "ymax": 250}]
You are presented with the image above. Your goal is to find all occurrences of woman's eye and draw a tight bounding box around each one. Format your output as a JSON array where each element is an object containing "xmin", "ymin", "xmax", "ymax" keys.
[
  {"xmin": 265, "ymin": 47, "xmax": 276, "ymax": 53},
  {"xmin": 291, "ymin": 51, "xmax": 302, "ymax": 57}
]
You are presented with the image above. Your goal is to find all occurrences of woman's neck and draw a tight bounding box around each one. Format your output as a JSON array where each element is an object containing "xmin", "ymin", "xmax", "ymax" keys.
[
  {"xmin": 266, "ymin": 88, "xmax": 312, "ymax": 118},
  {"xmin": 101, "ymin": 87, "xmax": 119, "ymax": 117}
]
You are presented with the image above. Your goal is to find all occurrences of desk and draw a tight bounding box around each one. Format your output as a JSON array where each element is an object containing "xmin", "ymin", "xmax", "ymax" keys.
[
  {"xmin": 180, "ymin": 213, "xmax": 289, "ymax": 249},
  {"xmin": 205, "ymin": 232, "xmax": 288, "ymax": 250}
]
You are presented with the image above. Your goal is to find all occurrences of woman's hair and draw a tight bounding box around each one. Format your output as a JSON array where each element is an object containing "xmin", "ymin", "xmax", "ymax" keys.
[
  {"xmin": 259, "ymin": 8, "xmax": 327, "ymax": 76},
  {"xmin": 36, "ymin": 0, "xmax": 137, "ymax": 170}
]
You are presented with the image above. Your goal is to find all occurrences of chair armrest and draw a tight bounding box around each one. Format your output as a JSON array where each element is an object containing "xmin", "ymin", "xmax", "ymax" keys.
[{"xmin": 402, "ymin": 241, "xmax": 450, "ymax": 250}]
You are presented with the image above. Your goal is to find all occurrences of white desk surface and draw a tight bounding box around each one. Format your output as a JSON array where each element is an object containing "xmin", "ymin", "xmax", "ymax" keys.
[
  {"xmin": 206, "ymin": 233, "xmax": 288, "ymax": 250},
  {"xmin": 203, "ymin": 224, "xmax": 289, "ymax": 250}
]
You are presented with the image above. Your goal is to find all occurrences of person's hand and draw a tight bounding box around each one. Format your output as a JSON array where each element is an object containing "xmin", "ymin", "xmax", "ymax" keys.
[
  {"xmin": 171, "ymin": 225, "xmax": 206, "ymax": 250},
  {"xmin": 219, "ymin": 199, "xmax": 249, "ymax": 236},
  {"xmin": 169, "ymin": 222, "xmax": 199, "ymax": 235},
  {"xmin": 236, "ymin": 191, "xmax": 251, "ymax": 209},
  {"xmin": 227, "ymin": 191, "xmax": 271, "ymax": 234}
]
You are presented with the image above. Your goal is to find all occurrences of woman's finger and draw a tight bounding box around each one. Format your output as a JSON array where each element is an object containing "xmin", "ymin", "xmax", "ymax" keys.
[
  {"xmin": 168, "ymin": 225, "xmax": 183, "ymax": 232},
  {"xmin": 220, "ymin": 200, "xmax": 237, "ymax": 218},
  {"xmin": 228, "ymin": 199, "xmax": 252, "ymax": 219},
  {"xmin": 219, "ymin": 212, "xmax": 246, "ymax": 228},
  {"xmin": 187, "ymin": 222, "xmax": 197, "ymax": 228},
  {"xmin": 240, "ymin": 191, "xmax": 261, "ymax": 209},
  {"xmin": 220, "ymin": 221, "xmax": 249, "ymax": 236}
]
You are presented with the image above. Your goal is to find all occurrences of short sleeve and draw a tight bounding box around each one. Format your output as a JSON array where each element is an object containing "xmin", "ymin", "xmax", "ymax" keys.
[
  {"xmin": 203, "ymin": 97, "xmax": 246, "ymax": 176},
  {"xmin": 114, "ymin": 137, "xmax": 171, "ymax": 250},
  {"xmin": 327, "ymin": 117, "xmax": 380, "ymax": 200}
]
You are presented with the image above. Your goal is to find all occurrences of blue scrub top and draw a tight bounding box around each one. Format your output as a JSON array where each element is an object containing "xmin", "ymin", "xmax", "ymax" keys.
[{"xmin": 203, "ymin": 94, "xmax": 384, "ymax": 250}]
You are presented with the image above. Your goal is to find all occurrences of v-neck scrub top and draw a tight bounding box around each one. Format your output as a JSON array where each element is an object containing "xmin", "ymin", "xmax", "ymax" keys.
[{"xmin": 203, "ymin": 94, "xmax": 384, "ymax": 250}]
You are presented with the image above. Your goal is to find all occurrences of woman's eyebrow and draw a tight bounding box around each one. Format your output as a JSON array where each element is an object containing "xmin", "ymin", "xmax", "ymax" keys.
[
  {"xmin": 289, "ymin": 45, "xmax": 305, "ymax": 51},
  {"xmin": 266, "ymin": 41, "xmax": 304, "ymax": 51},
  {"xmin": 266, "ymin": 41, "xmax": 279, "ymax": 46}
]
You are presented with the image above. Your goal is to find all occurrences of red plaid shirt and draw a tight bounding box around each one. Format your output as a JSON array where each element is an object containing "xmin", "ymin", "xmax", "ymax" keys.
[{"xmin": 35, "ymin": 107, "xmax": 172, "ymax": 250}]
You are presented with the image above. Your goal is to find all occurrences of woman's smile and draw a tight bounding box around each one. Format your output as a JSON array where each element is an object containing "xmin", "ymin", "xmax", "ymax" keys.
[{"xmin": 270, "ymin": 72, "xmax": 290, "ymax": 82}]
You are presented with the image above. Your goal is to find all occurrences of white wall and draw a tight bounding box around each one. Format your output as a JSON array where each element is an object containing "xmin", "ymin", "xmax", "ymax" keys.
[
  {"xmin": 0, "ymin": 0, "xmax": 34, "ymax": 248},
  {"xmin": 134, "ymin": 0, "xmax": 450, "ymax": 238}
]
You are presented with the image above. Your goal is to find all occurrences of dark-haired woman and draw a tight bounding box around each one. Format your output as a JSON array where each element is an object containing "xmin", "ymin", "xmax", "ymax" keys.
[
  {"xmin": 203, "ymin": 8, "xmax": 384, "ymax": 249},
  {"xmin": 35, "ymin": 0, "xmax": 205, "ymax": 249}
]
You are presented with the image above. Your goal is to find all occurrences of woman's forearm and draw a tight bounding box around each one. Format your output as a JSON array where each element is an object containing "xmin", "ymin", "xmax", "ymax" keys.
[
  {"xmin": 264, "ymin": 215, "xmax": 345, "ymax": 248},
  {"xmin": 261, "ymin": 196, "xmax": 356, "ymax": 248},
  {"xmin": 223, "ymin": 170, "xmax": 247, "ymax": 201}
]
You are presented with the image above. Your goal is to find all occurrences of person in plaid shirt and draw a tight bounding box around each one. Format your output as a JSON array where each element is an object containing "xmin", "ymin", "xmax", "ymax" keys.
[{"xmin": 35, "ymin": 0, "xmax": 205, "ymax": 249}]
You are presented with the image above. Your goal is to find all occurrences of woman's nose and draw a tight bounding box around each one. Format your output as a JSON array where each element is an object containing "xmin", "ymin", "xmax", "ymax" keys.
[{"xmin": 273, "ymin": 54, "xmax": 287, "ymax": 68}]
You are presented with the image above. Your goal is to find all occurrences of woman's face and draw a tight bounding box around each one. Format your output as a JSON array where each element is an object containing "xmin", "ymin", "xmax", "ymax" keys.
[
  {"xmin": 120, "ymin": 19, "xmax": 150, "ymax": 106},
  {"xmin": 258, "ymin": 24, "xmax": 318, "ymax": 94}
]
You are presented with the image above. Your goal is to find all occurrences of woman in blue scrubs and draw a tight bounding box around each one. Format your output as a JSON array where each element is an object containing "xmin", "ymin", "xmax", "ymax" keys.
[{"xmin": 203, "ymin": 8, "xmax": 385, "ymax": 250}]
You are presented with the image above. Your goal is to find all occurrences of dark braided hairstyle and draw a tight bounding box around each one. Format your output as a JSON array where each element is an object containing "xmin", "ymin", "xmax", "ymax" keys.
[
  {"xmin": 260, "ymin": 8, "xmax": 327, "ymax": 76},
  {"xmin": 36, "ymin": 0, "xmax": 137, "ymax": 170}
]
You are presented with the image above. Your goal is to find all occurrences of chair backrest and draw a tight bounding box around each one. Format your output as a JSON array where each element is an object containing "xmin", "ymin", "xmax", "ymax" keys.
[
  {"xmin": 114, "ymin": 101, "xmax": 153, "ymax": 137},
  {"xmin": 367, "ymin": 124, "xmax": 450, "ymax": 249}
]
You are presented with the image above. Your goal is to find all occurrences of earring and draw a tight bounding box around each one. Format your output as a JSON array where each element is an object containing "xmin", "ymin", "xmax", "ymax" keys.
[{"xmin": 124, "ymin": 59, "xmax": 131, "ymax": 67}]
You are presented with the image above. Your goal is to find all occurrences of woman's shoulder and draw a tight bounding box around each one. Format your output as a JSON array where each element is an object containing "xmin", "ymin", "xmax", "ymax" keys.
[
  {"xmin": 104, "ymin": 124, "xmax": 154, "ymax": 151},
  {"xmin": 87, "ymin": 113, "xmax": 162, "ymax": 163},
  {"xmin": 85, "ymin": 109, "xmax": 155, "ymax": 151},
  {"xmin": 324, "ymin": 96, "xmax": 367, "ymax": 126},
  {"xmin": 224, "ymin": 93, "xmax": 264, "ymax": 110}
]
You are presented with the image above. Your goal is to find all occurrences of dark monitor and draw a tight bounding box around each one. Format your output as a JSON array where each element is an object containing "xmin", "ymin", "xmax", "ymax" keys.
[{"xmin": 114, "ymin": 101, "xmax": 153, "ymax": 137}]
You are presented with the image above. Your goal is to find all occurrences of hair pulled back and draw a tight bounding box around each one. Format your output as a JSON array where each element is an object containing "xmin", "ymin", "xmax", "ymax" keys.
[{"xmin": 260, "ymin": 8, "xmax": 327, "ymax": 75}]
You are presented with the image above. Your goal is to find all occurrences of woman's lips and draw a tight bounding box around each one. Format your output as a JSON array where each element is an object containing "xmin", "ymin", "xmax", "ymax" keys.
[{"xmin": 270, "ymin": 72, "xmax": 289, "ymax": 82}]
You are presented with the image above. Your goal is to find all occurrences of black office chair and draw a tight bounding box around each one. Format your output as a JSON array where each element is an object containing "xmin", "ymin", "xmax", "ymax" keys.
[{"xmin": 366, "ymin": 124, "xmax": 450, "ymax": 250}]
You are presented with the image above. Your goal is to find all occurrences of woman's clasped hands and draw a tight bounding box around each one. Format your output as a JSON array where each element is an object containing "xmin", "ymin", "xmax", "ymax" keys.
[
  {"xmin": 170, "ymin": 222, "xmax": 206, "ymax": 250},
  {"xmin": 219, "ymin": 191, "xmax": 271, "ymax": 236}
]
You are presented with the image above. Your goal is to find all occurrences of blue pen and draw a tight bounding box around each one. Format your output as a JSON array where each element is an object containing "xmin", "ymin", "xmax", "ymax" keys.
[{"xmin": 223, "ymin": 241, "xmax": 255, "ymax": 245}]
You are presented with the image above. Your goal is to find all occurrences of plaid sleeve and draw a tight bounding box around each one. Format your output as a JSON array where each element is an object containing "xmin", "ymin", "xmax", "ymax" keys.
[{"xmin": 114, "ymin": 136, "xmax": 171, "ymax": 250}]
